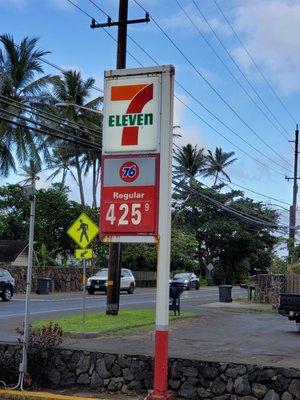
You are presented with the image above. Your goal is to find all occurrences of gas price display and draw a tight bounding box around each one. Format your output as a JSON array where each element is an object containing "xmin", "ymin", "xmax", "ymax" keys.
[{"xmin": 100, "ymin": 155, "xmax": 159, "ymax": 237}]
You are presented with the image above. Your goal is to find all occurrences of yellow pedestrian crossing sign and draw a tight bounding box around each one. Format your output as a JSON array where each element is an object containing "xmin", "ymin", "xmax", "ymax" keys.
[
  {"xmin": 75, "ymin": 248, "xmax": 93, "ymax": 260},
  {"xmin": 67, "ymin": 213, "xmax": 99, "ymax": 249}
]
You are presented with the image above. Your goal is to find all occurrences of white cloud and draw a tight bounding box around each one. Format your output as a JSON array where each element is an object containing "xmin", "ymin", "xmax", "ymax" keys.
[
  {"xmin": 231, "ymin": 0, "xmax": 300, "ymax": 94},
  {"xmin": 173, "ymin": 93, "xmax": 204, "ymax": 149}
]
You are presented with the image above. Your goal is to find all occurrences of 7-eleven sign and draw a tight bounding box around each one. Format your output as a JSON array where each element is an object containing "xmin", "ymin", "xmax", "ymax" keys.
[{"xmin": 103, "ymin": 76, "xmax": 160, "ymax": 153}]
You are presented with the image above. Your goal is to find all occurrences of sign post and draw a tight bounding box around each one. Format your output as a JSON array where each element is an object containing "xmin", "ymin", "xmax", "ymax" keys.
[
  {"xmin": 100, "ymin": 65, "xmax": 174, "ymax": 399},
  {"xmin": 68, "ymin": 213, "xmax": 98, "ymax": 323}
]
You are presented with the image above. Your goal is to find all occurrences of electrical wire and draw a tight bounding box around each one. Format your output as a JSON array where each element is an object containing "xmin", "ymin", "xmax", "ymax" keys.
[
  {"xmin": 66, "ymin": 0, "xmax": 143, "ymax": 67},
  {"xmin": 212, "ymin": 0, "xmax": 297, "ymax": 126},
  {"xmin": 74, "ymin": 0, "xmax": 291, "ymax": 179},
  {"xmin": 0, "ymin": 109, "xmax": 101, "ymax": 151},
  {"xmin": 173, "ymin": 142, "xmax": 290, "ymax": 207},
  {"xmin": 190, "ymin": 0, "xmax": 292, "ymax": 141},
  {"xmin": 132, "ymin": 0, "xmax": 293, "ymax": 172},
  {"xmin": 0, "ymin": 95, "xmax": 102, "ymax": 140},
  {"xmin": 173, "ymin": 179, "xmax": 289, "ymax": 233}
]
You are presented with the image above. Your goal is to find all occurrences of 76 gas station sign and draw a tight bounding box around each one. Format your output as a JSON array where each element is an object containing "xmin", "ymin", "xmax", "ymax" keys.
[{"xmin": 100, "ymin": 154, "xmax": 159, "ymax": 238}]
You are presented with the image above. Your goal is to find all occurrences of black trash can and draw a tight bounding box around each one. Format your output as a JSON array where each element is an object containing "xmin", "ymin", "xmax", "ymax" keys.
[
  {"xmin": 36, "ymin": 278, "xmax": 52, "ymax": 295},
  {"xmin": 169, "ymin": 287, "xmax": 184, "ymax": 315},
  {"xmin": 219, "ymin": 285, "xmax": 232, "ymax": 303}
]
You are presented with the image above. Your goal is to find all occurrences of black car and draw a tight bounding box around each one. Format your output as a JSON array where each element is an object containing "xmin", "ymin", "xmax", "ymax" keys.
[
  {"xmin": 0, "ymin": 268, "xmax": 15, "ymax": 301},
  {"xmin": 170, "ymin": 272, "xmax": 200, "ymax": 290}
]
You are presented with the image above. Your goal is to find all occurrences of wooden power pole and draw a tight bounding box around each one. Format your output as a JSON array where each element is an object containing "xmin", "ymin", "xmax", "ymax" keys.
[
  {"xmin": 91, "ymin": 0, "xmax": 150, "ymax": 315},
  {"xmin": 285, "ymin": 124, "xmax": 299, "ymax": 257}
]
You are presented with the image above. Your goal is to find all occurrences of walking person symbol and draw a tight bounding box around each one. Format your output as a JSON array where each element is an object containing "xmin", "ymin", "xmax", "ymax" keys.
[{"xmin": 77, "ymin": 219, "xmax": 89, "ymax": 244}]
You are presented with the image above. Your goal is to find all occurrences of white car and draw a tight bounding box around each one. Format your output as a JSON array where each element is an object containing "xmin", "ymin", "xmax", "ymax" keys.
[{"xmin": 86, "ymin": 268, "xmax": 135, "ymax": 295}]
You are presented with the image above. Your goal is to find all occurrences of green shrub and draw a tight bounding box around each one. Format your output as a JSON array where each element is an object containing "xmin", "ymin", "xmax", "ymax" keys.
[{"xmin": 16, "ymin": 322, "xmax": 63, "ymax": 386}]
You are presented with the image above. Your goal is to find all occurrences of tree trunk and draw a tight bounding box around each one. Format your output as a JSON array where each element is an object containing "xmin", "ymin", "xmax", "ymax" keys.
[
  {"xmin": 75, "ymin": 153, "xmax": 85, "ymax": 205},
  {"xmin": 92, "ymin": 160, "xmax": 97, "ymax": 208},
  {"xmin": 214, "ymin": 172, "xmax": 219, "ymax": 186}
]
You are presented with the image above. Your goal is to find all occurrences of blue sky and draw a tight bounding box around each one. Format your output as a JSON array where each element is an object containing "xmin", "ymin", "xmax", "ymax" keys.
[{"xmin": 0, "ymin": 0, "xmax": 299, "ymax": 233}]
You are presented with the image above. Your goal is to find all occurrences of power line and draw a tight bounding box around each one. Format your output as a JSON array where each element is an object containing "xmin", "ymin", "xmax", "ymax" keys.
[
  {"xmin": 173, "ymin": 142, "xmax": 290, "ymax": 208},
  {"xmin": 132, "ymin": 0, "xmax": 293, "ymax": 171},
  {"xmin": 66, "ymin": 0, "xmax": 290, "ymax": 178},
  {"xmin": 218, "ymin": 177, "xmax": 290, "ymax": 207},
  {"xmin": 0, "ymin": 108, "xmax": 101, "ymax": 151},
  {"xmin": 174, "ymin": 96, "xmax": 286, "ymax": 177},
  {"xmin": 66, "ymin": 0, "xmax": 143, "ymax": 67},
  {"xmin": 190, "ymin": 0, "xmax": 292, "ymax": 142},
  {"xmin": 0, "ymin": 95, "xmax": 102, "ymax": 140},
  {"xmin": 173, "ymin": 179, "xmax": 288, "ymax": 233},
  {"xmin": 212, "ymin": 0, "xmax": 297, "ymax": 126}
]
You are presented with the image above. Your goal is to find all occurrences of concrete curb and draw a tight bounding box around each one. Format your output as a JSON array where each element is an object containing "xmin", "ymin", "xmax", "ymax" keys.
[{"xmin": 0, "ymin": 389, "xmax": 100, "ymax": 400}]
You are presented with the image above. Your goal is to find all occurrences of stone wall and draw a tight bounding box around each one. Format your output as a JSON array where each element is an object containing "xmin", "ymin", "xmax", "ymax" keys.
[
  {"xmin": 1, "ymin": 344, "xmax": 299, "ymax": 399},
  {"xmin": 251, "ymin": 274, "xmax": 286, "ymax": 305},
  {"xmin": 5, "ymin": 265, "xmax": 99, "ymax": 293}
]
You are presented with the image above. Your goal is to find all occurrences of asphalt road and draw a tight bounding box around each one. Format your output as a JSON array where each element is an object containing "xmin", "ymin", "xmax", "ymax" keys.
[{"xmin": 0, "ymin": 286, "xmax": 245, "ymax": 342}]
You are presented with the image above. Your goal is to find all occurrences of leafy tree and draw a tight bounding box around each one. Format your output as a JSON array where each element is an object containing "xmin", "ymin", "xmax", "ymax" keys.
[
  {"xmin": 50, "ymin": 70, "xmax": 102, "ymax": 205},
  {"xmin": 204, "ymin": 147, "xmax": 237, "ymax": 185},
  {"xmin": 0, "ymin": 34, "xmax": 53, "ymax": 176},
  {"xmin": 173, "ymin": 144, "xmax": 205, "ymax": 183},
  {"xmin": 173, "ymin": 181, "xmax": 278, "ymax": 282}
]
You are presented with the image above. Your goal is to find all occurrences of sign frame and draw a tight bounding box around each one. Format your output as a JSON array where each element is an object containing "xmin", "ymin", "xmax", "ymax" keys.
[{"xmin": 100, "ymin": 153, "xmax": 160, "ymax": 242}]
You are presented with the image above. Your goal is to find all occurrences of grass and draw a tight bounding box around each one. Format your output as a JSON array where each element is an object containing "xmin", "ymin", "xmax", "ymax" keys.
[{"xmin": 32, "ymin": 309, "xmax": 194, "ymax": 335}]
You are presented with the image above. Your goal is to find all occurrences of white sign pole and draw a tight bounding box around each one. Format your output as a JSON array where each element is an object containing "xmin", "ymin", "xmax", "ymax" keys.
[{"xmin": 149, "ymin": 66, "xmax": 174, "ymax": 400}]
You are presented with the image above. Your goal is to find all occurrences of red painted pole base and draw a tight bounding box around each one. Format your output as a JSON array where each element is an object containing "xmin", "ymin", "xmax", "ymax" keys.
[
  {"xmin": 147, "ymin": 390, "xmax": 173, "ymax": 399},
  {"xmin": 147, "ymin": 330, "xmax": 172, "ymax": 400}
]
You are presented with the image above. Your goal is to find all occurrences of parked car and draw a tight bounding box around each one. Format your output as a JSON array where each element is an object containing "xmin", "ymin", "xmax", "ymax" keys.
[
  {"xmin": 170, "ymin": 272, "xmax": 200, "ymax": 290},
  {"xmin": 278, "ymin": 293, "xmax": 300, "ymax": 332},
  {"xmin": 0, "ymin": 268, "xmax": 15, "ymax": 301},
  {"xmin": 86, "ymin": 268, "xmax": 135, "ymax": 295}
]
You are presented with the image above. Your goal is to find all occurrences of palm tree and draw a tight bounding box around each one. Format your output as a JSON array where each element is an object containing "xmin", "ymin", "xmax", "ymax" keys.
[
  {"xmin": 18, "ymin": 158, "xmax": 41, "ymax": 184},
  {"xmin": 46, "ymin": 146, "xmax": 77, "ymax": 192},
  {"xmin": 50, "ymin": 70, "xmax": 102, "ymax": 205},
  {"xmin": 204, "ymin": 147, "xmax": 237, "ymax": 186},
  {"xmin": 0, "ymin": 34, "xmax": 53, "ymax": 176},
  {"xmin": 173, "ymin": 144, "xmax": 206, "ymax": 184},
  {"xmin": 82, "ymin": 150, "xmax": 101, "ymax": 208}
]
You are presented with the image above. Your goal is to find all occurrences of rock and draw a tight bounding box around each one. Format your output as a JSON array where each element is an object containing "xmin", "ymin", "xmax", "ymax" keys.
[
  {"xmin": 288, "ymin": 379, "xmax": 300, "ymax": 399},
  {"xmin": 107, "ymin": 377, "xmax": 123, "ymax": 391},
  {"xmin": 226, "ymin": 378, "xmax": 234, "ymax": 393},
  {"xmin": 280, "ymin": 369, "xmax": 300, "ymax": 379},
  {"xmin": 169, "ymin": 380, "xmax": 181, "ymax": 390},
  {"xmin": 197, "ymin": 387, "xmax": 213, "ymax": 398},
  {"xmin": 134, "ymin": 370, "xmax": 153, "ymax": 380},
  {"xmin": 123, "ymin": 368, "xmax": 134, "ymax": 381},
  {"xmin": 198, "ymin": 373, "xmax": 210, "ymax": 388},
  {"xmin": 104, "ymin": 353, "xmax": 116, "ymax": 369},
  {"xmin": 111, "ymin": 363, "xmax": 122, "ymax": 377},
  {"xmin": 252, "ymin": 383, "xmax": 268, "ymax": 398},
  {"xmin": 257, "ymin": 370, "xmax": 276, "ymax": 383},
  {"xmin": 203, "ymin": 366, "xmax": 219, "ymax": 380},
  {"xmin": 96, "ymin": 358, "xmax": 110, "ymax": 379},
  {"xmin": 61, "ymin": 370, "xmax": 75, "ymax": 386},
  {"xmin": 128, "ymin": 380, "xmax": 142, "ymax": 390},
  {"xmin": 48, "ymin": 369, "xmax": 61, "ymax": 386},
  {"xmin": 213, "ymin": 396, "xmax": 230, "ymax": 400},
  {"xmin": 76, "ymin": 354, "xmax": 90, "ymax": 375},
  {"xmin": 90, "ymin": 371, "xmax": 102, "ymax": 389},
  {"xmin": 117, "ymin": 355, "xmax": 127, "ymax": 368},
  {"xmin": 234, "ymin": 376, "xmax": 251, "ymax": 395},
  {"xmin": 183, "ymin": 366, "xmax": 198, "ymax": 378},
  {"xmin": 170, "ymin": 361, "xmax": 183, "ymax": 379},
  {"xmin": 130, "ymin": 360, "xmax": 142, "ymax": 374},
  {"xmin": 211, "ymin": 377, "xmax": 226, "ymax": 395},
  {"xmin": 263, "ymin": 389, "xmax": 280, "ymax": 400},
  {"xmin": 236, "ymin": 365, "xmax": 247, "ymax": 375},
  {"xmin": 281, "ymin": 392, "xmax": 293, "ymax": 400},
  {"xmin": 240, "ymin": 397, "xmax": 256, "ymax": 400},
  {"xmin": 226, "ymin": 368, "xmax": 238, "ymax": 379},
  {"xmin": 77, "ymin": 373, "xmax": 89, "ymax": 385},
  {"xmin": 179, "ymin": 381, "xmax": 195, "ymax": 398}
]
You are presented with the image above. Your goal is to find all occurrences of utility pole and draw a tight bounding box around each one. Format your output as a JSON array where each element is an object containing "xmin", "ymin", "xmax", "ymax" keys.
[
  {"xmin": 285, "ymin": 124, "xmax": 299, "ymax": 258},
  {"xmin": 91, "ymin": 0, "xmax": 150, "ymax": 315}
]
